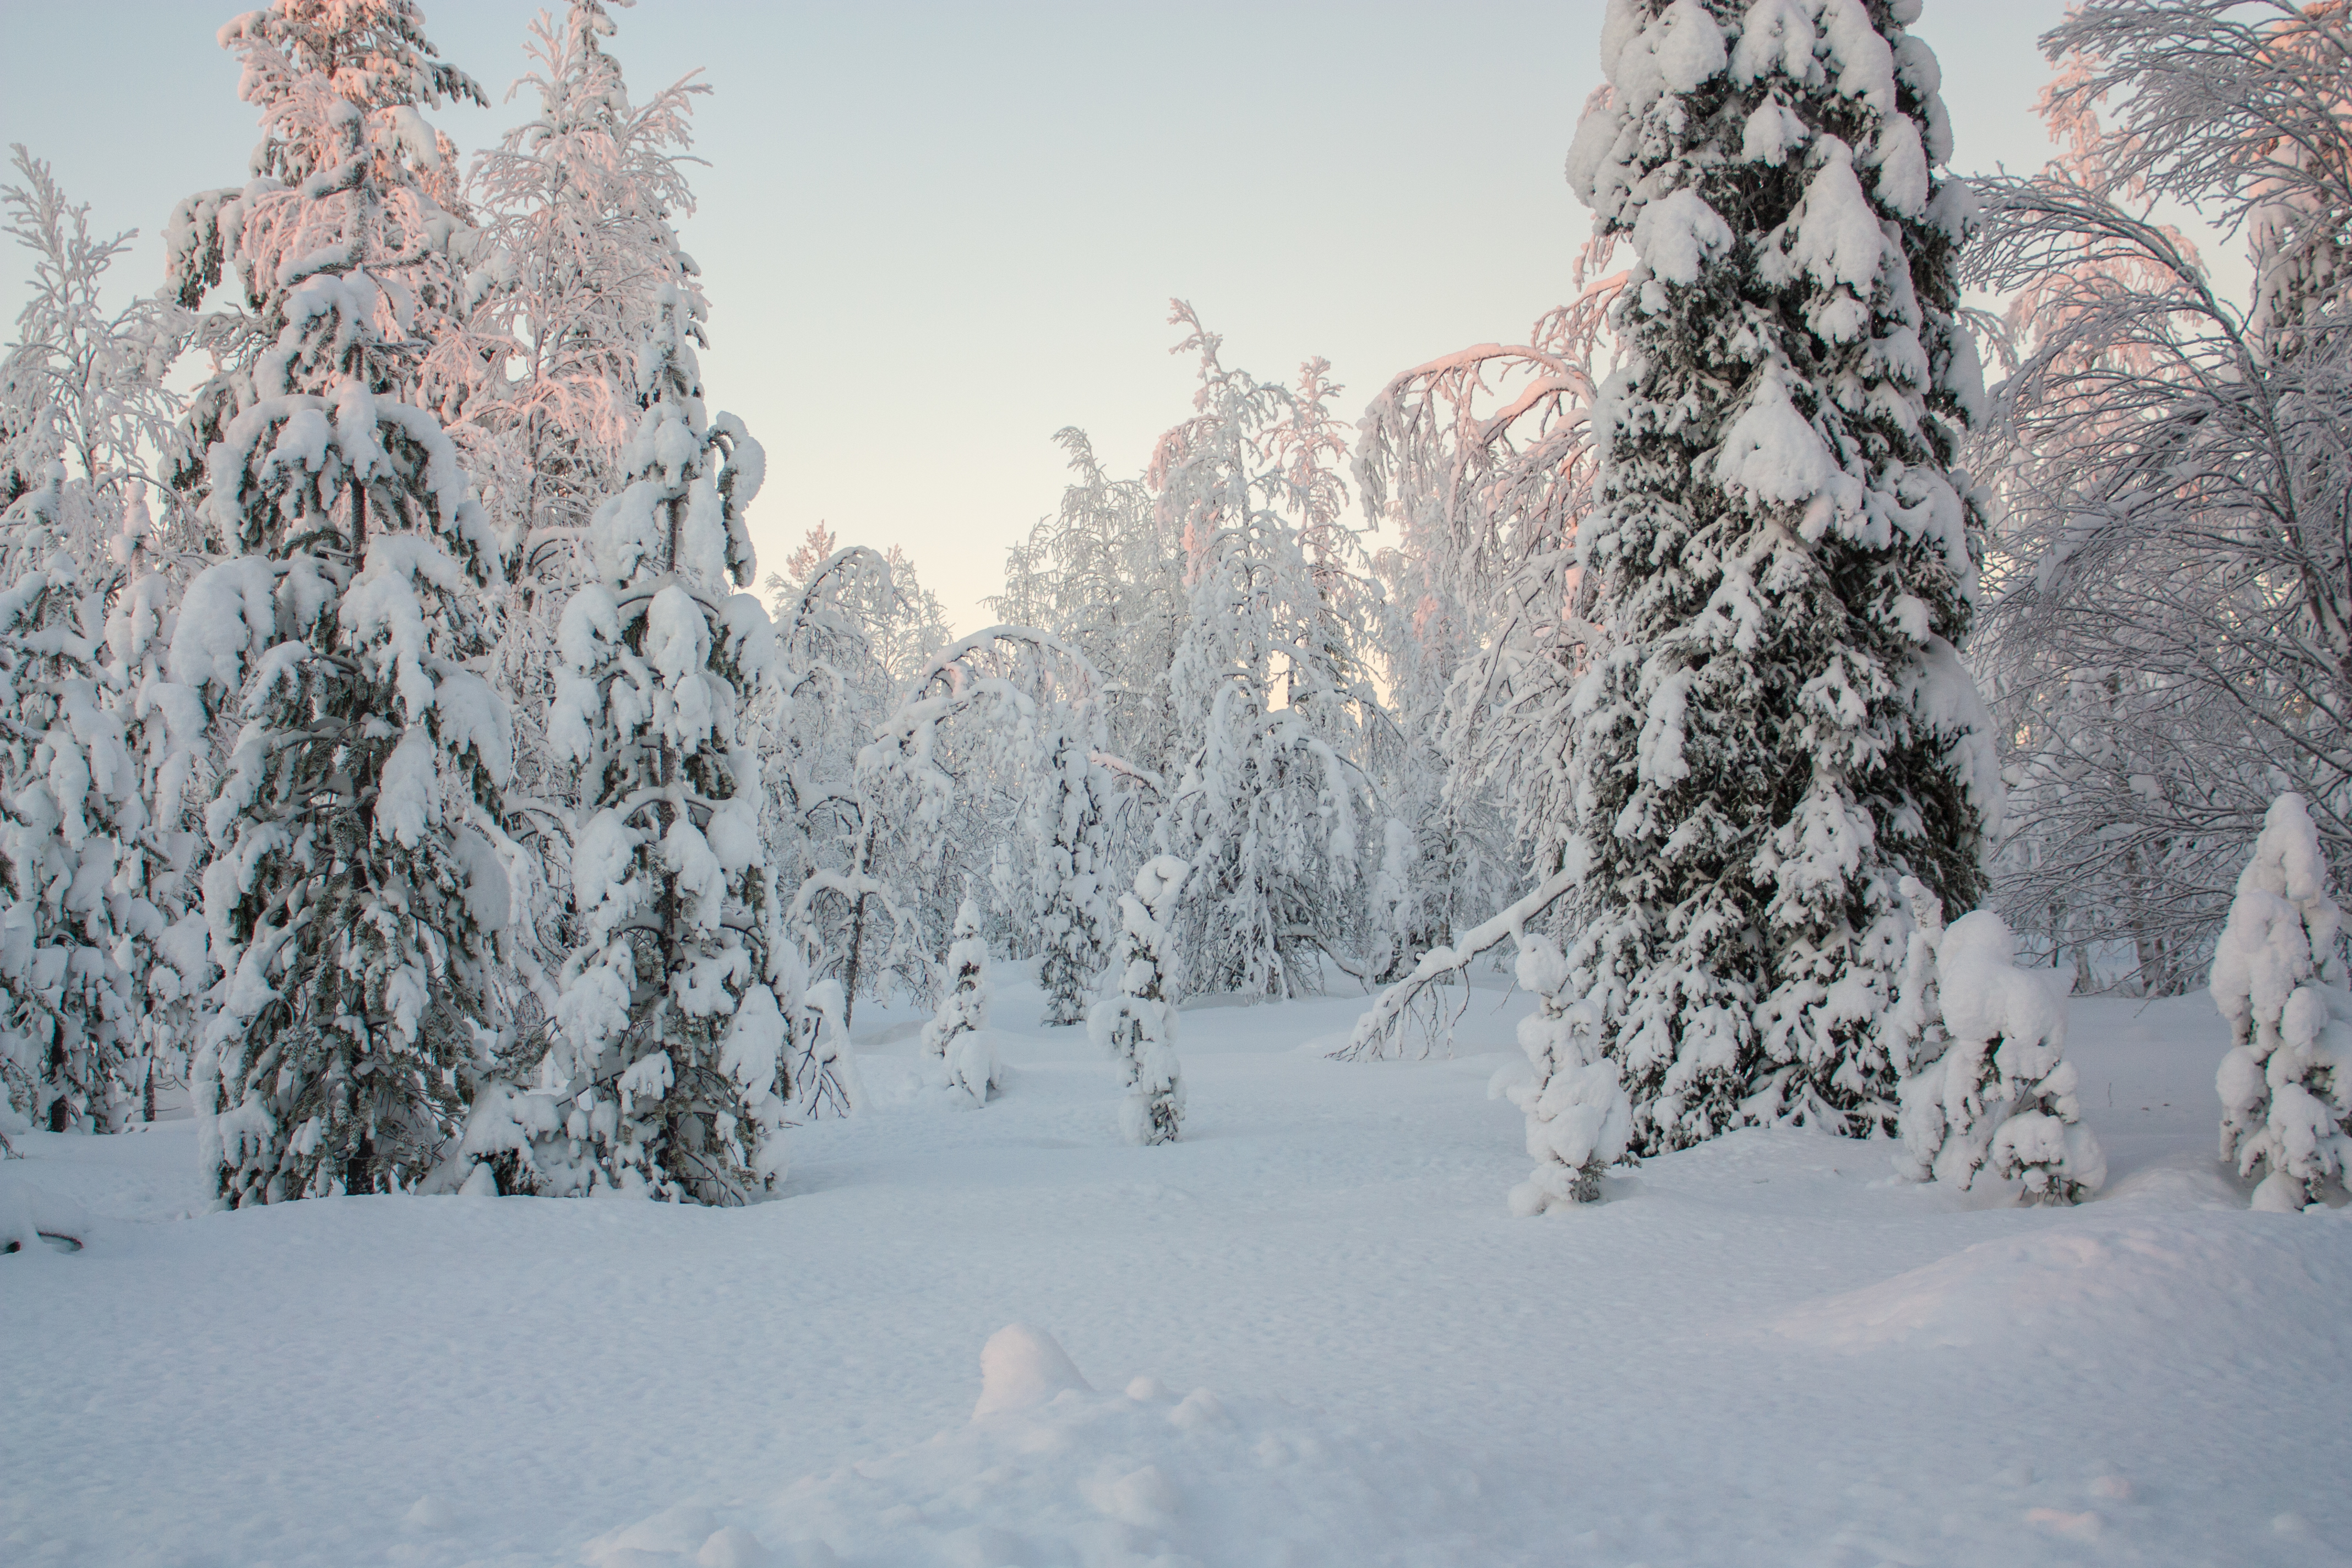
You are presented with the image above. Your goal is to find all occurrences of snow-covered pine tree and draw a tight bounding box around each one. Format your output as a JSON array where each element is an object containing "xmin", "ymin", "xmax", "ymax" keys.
[
  {"xmin": 1030, "ymin": 700, "xmax": 1116, "ymax": 1026},
  {"xmin": 922, "ymin": 890, "xmax": 1000, "ymax": 1107},
  {"xmin": 2213, "ymin": 792, "xmax": 2352, "ymax": 1212},
  {"xmin": 1152, "ymin": 306, "xmax": 1375, "ymax": 1000},
  {"xmin": 1551, "ymin": 0, "xmax": 1999, "ymax": 1152},
  {"xmin": 1892, "ymin": 886, "xmax": 2104, "ymax": 1205},
  {"xmin": 540, "ymin": 280, "xmax": 788, "ymax": 1202},
  {"xmin": 463, "ymin": 0, "xmax": 717, "ymax": 1032},
  {"xmin": 1090, "ymin": 854, "xmax": 1187, "ymax": 1145},
  {"xmin": 165, "ymin": 2, "xmax": 516, "ymax": 1205}
]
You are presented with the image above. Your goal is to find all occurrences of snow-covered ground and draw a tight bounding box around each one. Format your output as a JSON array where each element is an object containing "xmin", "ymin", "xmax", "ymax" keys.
[{"xmin": 6, "ymin": 972, "xmax": 2349, "ymax": 1568}]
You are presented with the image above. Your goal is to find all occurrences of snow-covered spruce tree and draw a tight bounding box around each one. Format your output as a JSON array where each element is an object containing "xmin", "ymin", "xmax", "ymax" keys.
[
  {"xmin": 922, "ymin": 890, "xmax": 1000, "ymax": 1108},
  {"xmin": 536, "ymin": 281, "xmax": 787, "ymax": 1202},
  {"xmin": 0, "ymin": 494, "xmax": 205, "ymax": 1139},
  {"xmin": 1500, "ymin": 935, "xmax": 1634, "ymax": 1210},
  {"xmin": 1892, "ymin": 885, "xmax": 2104, "ymax": 1205},
  {"xmin": 166, "ymin": 3, "xmax": 515, "ymax": 1205},
  {"xmin": 1152, "ymin": 306, "xmax": 1376, "ymax": 1000},
  {"xmin": 2214, "ymin": 793, "xmax": 2352, "ymax": 1212},
  {"xmin": 1551, "ymin": 0, "xmax": 1999, "ymax": 1152},
  {"xmin": 1090, "ymin": 854, "xmax": 1187, "ymax": 1145}
]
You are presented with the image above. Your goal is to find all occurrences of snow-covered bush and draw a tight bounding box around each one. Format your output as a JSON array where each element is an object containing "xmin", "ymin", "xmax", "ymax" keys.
[
  {"xmin": 536, "ymin": 280, "xmax": 790, "ymax": 1204},
  {"xmin": 1551, "ymin": 0, "xmax": 1999, "ymax": 1151},
  {"xmin": 923, "ymin": 893, "xmax": 1000, "ymax": 1108},
  {"xmin": 2213, "ymin": 793, "xmax": 2352, "ymax": 1212},
  {"xmin": 1090, "ymin": 855, "xmax": 1187, "ymax": 1145},
  {"xmin": 1502, "ymin": 936, "xmax": 1631, "ymax": 1212},
  {"xmin": 1894, "ymin": 888, "xmax": 2104, "ymax": 1206}
]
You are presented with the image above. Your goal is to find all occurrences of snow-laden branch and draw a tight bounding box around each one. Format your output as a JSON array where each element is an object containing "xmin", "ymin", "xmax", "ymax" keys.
[{"xmin": 1333, "ymin": 867, "xmax": 1576, "ymax": 1061}]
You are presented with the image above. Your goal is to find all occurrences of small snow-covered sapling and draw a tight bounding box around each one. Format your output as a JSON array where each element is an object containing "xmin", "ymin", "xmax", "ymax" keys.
[
  {"xmin": 1088, "ymin": 856, "xmax": 1188, "ymax": 1145},
  {"xmin": 1502, "ymin": 935, "xmax": 1631, "ymax": 1212},
  {"xmin": 2213, "ymin": 793, "xmax": 2352, "ymax": 1212},
  {"xmin": 923, "ymin": 891, "xmax": 1000, "ymax": 1108},
  {"xmin": 1896, "ymin": 896, "xmax": 2105, "ymax": 1206}
]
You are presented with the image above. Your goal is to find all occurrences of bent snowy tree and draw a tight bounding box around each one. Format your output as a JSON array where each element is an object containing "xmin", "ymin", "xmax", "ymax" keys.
[
  {"xmin": 1549, "ymin": 0, "xmax": 2000, "ymax": 1154},
  {"xmin": 1966, "ymin": 1, "xmax": 2352, "ymax": 990},
  {"xmin": 1152, "ymin": 306, "xmax": 1376, "ymax": 1001},
  {"xmin": 861, "ymin": 624, "xmax": 1115, "ymax": 1028}
]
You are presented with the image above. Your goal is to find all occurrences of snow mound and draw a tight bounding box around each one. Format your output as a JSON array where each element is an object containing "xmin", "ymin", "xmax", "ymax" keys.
[
  {"xmin": 0, "ymin": 1178, "xmax": 89, "ymax": 1254},
  {"xmin": 1770, "ymin": 1219, "xmax": 2352, "ymax": 1354},
  {"xmin": 1771, "ymin": 1231, "xmax": 2185, "ymax": 1350},
  {"xmin": 601, "ymin": 1327, "xmax": 1499, "ymax": 1567},
  {"xmin": 973, "ymin": 1321, "xmax": 1094, "ymax": 1417}
]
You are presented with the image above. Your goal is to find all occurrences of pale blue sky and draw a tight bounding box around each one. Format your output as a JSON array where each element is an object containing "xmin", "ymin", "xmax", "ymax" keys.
[{"xmin": 0, "ymin": 1, "xmax": 2087, "ymax": 631}]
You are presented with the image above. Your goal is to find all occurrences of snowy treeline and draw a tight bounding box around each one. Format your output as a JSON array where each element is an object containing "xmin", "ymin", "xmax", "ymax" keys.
[{"xmin": 1, "ymin": 0, "xmax": 2346, "ymax": 1213}]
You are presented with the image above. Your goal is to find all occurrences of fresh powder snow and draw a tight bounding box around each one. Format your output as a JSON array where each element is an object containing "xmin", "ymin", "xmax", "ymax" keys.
[{"xmin": 5, "ymin": 966, "xmax": 2347, "ymax": 1567}]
